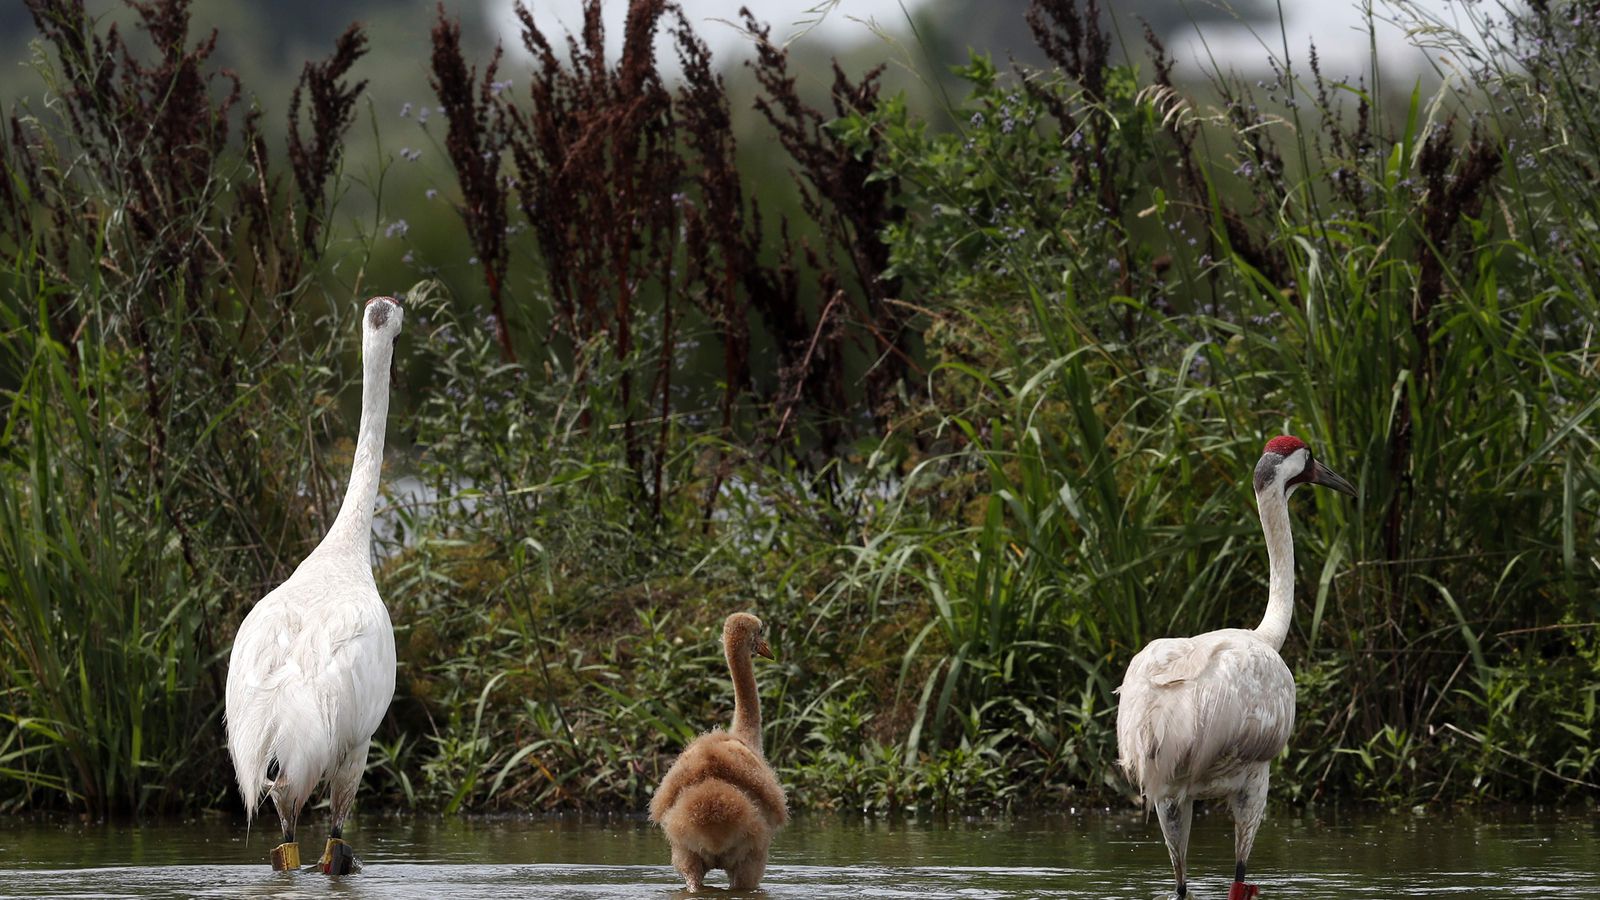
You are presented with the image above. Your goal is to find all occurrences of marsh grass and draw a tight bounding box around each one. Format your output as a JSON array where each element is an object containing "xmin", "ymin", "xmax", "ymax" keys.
[
  {"xmin": 0, "ymin": 0, "xmax": 370, "ymax": 815},
  {"xmin": 2, "ymin": 0, "xmax": 1597, "ymax": 816}
]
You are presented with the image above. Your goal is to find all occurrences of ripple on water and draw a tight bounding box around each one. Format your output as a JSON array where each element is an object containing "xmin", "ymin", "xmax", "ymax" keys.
[
  {"xmin": 3, "ymin": 811, "xmax": 1598, "ymax": 899},
  {"xmin": 9, "ymin": 864, "xmax": 1600, "ymax": 900}
]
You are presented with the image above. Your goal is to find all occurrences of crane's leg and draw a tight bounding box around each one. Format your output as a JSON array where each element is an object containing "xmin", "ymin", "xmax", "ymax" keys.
[
  {"xmin": 670, "ymin": 844, "xmax": 708, "ymax": 892},
  {"xmin": 268, "ymin": 780, "xmax": 306, "ymax": 871},
  {"xmin": 1226, "ymin": 769, "xmax": 1270, "ymax": 900},
  {"xmin": 1156, "ymin": 797, "xmax": 1194, "ymax": 898},
  {"xmin": 319, "ymin": 741, "xmax": 371, "ymax": 876}
]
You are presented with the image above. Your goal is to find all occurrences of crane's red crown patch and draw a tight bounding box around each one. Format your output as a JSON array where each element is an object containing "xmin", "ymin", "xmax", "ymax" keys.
[{"xmin": 1264, "ymin": 435, "xmax": 1307, "ymax": 456}]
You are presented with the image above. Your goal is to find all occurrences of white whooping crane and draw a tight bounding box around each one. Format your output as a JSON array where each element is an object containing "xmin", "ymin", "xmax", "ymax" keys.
[
  {"xmin": 1116, "ymin": 435, "xmax": 1354, "ymax": 900},
  {"xmin": 225, "ymin": 296, "xmax": 402, "ymax": 874}
]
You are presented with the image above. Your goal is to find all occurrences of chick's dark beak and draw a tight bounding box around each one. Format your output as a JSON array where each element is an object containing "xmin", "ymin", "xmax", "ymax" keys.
[
  {"xmin": 755, "ymin": 638, "xmax": 774, "ymax": 660},
  {"xmin": 1309, "ymin": 460, "xmax": 1357, "ymax": 497}
]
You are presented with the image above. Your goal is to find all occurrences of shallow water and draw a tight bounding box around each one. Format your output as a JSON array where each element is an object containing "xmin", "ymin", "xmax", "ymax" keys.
[{"xmin": 2, "ymin": 808, "xmax": 1597, "ymax": 898}]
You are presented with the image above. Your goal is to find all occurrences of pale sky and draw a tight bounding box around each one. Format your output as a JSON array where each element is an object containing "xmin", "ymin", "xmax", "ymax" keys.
[
  {"xmin": 490, "ymin": 0, "xmax": 1477, "ymax": 77},
  {"xmin": 1174, "ymin": 0, "xmax": 1490, "ymax": 81},
  {"xmin": 492, "ymin": 0, "xmax": 911, "ymax": 69}
]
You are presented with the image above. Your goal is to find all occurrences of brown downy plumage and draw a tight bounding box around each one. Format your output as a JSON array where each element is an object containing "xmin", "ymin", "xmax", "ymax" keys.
[{"xmin": 649, "ymin": 613, "xmax": 788, "ymax": 892}]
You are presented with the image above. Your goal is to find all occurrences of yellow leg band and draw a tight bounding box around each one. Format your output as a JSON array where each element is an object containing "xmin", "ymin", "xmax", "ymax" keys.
[
  {"xmin": 270, "ymin": 841, "xmax": 300, "ymax": 870},
  {"xmin": 319, "ymin": 837, "xmax": 356, "ymax": 875}
]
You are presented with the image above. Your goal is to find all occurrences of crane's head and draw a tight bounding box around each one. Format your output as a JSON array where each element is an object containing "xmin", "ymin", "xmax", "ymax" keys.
[
  {"xmin": 1254, "ymin": 435, "xmax": 1356, "ymax": 499},
  {"xmin": 364, "ymin": 295, "xmax": 404, "ymax": 344},
  {"xmin": 724, "ymin": 612, "xmax": 774, "ymax": 661}
]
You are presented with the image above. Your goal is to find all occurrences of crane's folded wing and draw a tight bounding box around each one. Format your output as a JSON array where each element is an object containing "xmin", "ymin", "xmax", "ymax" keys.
[{"xmin": 1117, "ymin": 631, "xmax": 1295, "ymax": 795}]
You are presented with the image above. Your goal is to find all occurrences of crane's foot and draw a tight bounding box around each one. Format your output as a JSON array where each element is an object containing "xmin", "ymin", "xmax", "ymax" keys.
[
  {"xmin": 1226, "ymin": 882, "xmax": 1259, "ymax": 900},
  {"xmin": 270, "ymin": 842, "xmax": 300, "ymax": 871},
  {"xmin": 318, "ymin": 837, "xmax": 359, "ymax": 875}
]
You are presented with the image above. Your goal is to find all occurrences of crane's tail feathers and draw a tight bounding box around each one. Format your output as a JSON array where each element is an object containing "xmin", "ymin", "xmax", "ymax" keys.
[
  {"xmin": 659, "ymin": 779, "xmax": 763, "ymax": 859},
  {"xmin": 1118, "ymin": 683, "xmax": 1201, "ymax": 802},
  {"xmin": 226, "ymin": 706, "xmax": 275, "ymax": 829},
  {"xmin": 226, "ymin": 673, "xmax": 335, "ymax": 829}
]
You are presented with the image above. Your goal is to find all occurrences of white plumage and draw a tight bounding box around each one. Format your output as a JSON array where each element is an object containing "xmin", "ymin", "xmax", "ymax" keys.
[
  {"xmin": 1117, "ymin": 630, "xmax": 1295, "ymax": 801},
  {"xmin": 1116, "ymin": 435, "xmax": 1354, "ymax": 900},
  {"xmin": 225, "ymin": 296, "xmax": 402, "ymax": 870}
]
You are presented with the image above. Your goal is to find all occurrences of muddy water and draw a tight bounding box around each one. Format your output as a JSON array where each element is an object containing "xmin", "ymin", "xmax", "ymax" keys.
[{"xmin": 2, "ymin": 808, "xmax": 1596, "ymax": 897}]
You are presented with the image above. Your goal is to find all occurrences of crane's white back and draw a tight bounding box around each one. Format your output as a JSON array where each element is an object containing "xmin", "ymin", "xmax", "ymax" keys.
[{"xmin": 225, "ymin": 297, "xmax": 402, "ymax": 848}]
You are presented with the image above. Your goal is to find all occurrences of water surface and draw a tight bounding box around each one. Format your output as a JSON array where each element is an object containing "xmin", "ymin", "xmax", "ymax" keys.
[{"xmin": 3, "ymin": 808, "xmax": 1595, "ymax": 898}]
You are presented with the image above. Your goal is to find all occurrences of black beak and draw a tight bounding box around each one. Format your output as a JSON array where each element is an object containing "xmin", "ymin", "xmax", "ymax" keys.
[{"xmin": 1308, "ymin": 459, "xmax": 1356, "ymax": 496}]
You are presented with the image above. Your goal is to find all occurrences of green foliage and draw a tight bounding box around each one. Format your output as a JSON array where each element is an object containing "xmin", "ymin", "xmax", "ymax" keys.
[
  {"xmin": 2, "ymin": 0, "xmax": 1598, "ymax": 819},
  {"xmin": 0, "ymin": 244, "xmax": 350, "ymax": 816},
  {"xmin": 821, "ymin": 2, "xmax": 1600, "ymax": 806},
  {"xmin": 0, "ymin": 0, "xmax": 371, "ymax": 815}
]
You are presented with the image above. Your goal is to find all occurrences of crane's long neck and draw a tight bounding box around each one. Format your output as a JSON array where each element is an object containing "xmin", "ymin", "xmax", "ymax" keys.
[
  {"xmin": 320, "ymin": 334, "xmax": 393, "ymax": 561},
  {"xmin": 727, "ymin": 637, "xmax": 762, "ymax": 751},
  {"xmin": 1254, "ymin": 485, "xmax": 1296, "ymax": 650}
]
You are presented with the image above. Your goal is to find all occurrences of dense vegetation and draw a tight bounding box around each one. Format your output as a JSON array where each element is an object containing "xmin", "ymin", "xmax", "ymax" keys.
[{"xmin": 1, "ymin": 0, "xmax": 1596, "ymax": 819}]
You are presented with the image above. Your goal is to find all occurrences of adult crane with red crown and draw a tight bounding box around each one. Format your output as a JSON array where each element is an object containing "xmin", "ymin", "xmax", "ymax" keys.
[{"xmin": 1116, "ymin": 435, "xmax": 1356, "ymax": 899}]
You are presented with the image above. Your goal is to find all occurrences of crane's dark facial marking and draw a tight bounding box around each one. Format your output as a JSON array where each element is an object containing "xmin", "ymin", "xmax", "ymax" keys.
[
  {"xmin": 1253, "ymin": 453, "xmax": 1281, "ymax": 493},
  {"xmin": 367, "ymin": 301, "xmax": 391, "ymax": 330}
]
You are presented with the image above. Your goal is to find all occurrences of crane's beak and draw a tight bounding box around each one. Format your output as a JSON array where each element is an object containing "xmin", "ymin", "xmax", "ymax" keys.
[
  {"xmin": 1307, "ymin": 460, "xmax": 1356, "ymax": 496},
  {"xmin": 755, "ymin": 638, "xmax": 774, "ymax": 660}
]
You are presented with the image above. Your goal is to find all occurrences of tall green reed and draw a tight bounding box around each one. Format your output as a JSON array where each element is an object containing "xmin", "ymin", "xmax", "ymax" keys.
[
  {"xmin": 3, "ymin": 0, "xmax": 1595, "ymax": 817},
  {"xmin": 817, "ymin": 0, "xmax": 1598, "ymax": 803},
  {"xmin": 0, "ymin": 0, "xmax": 370, "ymax": 814}
]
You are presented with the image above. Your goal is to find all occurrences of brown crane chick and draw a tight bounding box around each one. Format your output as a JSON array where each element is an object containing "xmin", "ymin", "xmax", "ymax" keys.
[{"xmin": 649, "ymin": 613, "xmax": 788, "ymax": 892}]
